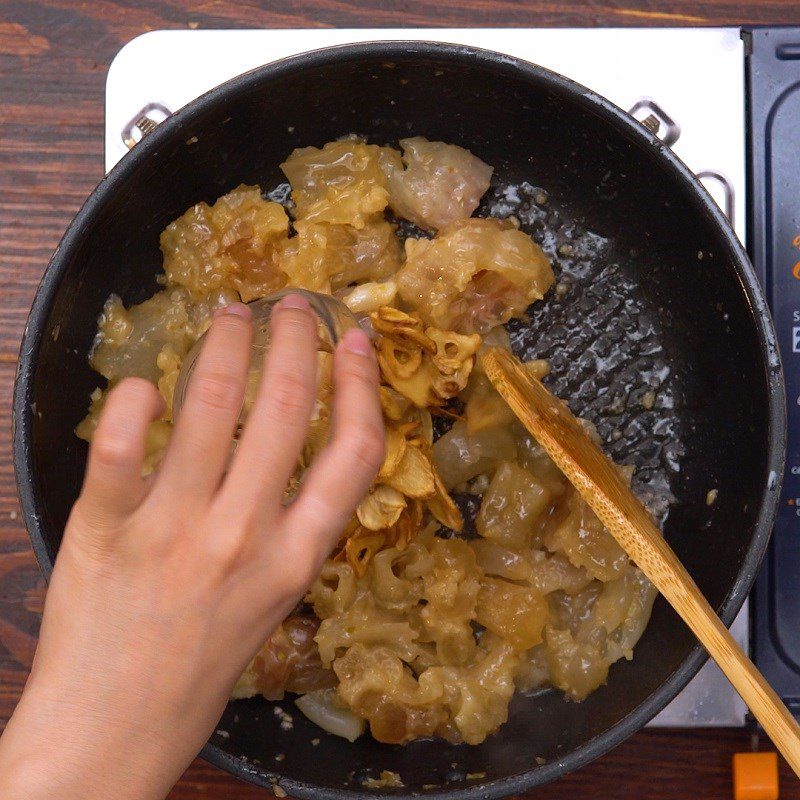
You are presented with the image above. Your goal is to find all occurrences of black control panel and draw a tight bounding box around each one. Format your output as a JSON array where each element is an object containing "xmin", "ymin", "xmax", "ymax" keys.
[{"xmin": 748, "ymin": 26, "xmax": 800, "ymax": 714}]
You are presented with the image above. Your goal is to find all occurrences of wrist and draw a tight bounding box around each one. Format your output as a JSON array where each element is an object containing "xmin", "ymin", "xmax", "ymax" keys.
[{"xmin": 0, "ymin": 668, "xmax": 214, "ymax": 800}]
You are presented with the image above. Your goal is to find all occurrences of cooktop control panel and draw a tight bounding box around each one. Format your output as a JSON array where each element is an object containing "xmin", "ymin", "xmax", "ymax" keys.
[{"xmin": 748, "ymin": 26, "xmax": 800, "ymax": 717}]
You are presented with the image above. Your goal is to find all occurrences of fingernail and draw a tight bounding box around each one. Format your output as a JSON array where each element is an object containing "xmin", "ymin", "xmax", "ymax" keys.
[
  {"xmin": 342, "ymin": 327, "xmax": 373, "ymax": 357},
  {"xmin": 276, "ymin": 293, "xmax": 311, "ymax": 312},
  {"xmin": 214, "ymin": 302, "xmax": 251, "ymax": 319}
]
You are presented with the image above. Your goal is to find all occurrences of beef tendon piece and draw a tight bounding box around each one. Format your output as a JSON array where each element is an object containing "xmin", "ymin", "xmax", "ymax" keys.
[
  {"xmin": 161, "ymin": 184, "xmax": 290, "ymax": 302},
  {"xmin": 281, "ymin": 139, "xmax": 397, "ymax": 229},
  {"xmin": 233, "ymin": 614, "xmax": 335, "ymax": 701},
  {"xmin": 397, "ymin": 218, "xmax": 554, "ymax": 334},
  {"xmin": 278, "ymin": 218, "xmax": 401, "ymax": 294},
  {"xmin": 383, "ymin": 137, "xmax": 493, "ymax": 231}
]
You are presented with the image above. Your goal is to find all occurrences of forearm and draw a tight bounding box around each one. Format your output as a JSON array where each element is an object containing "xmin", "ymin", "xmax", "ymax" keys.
[
  {"xmin": 0, "ymin": 664, "xmax": 222, "ymax": 800},
  {"xmin": 0, "ymin": 303, "xmax": 381, "ymax": 800}
]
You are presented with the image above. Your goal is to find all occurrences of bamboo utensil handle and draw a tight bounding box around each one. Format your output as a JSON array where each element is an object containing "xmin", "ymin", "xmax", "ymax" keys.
[{"xmin": 482, "ymin": 346, "xmax": 800, "ymax": 776}]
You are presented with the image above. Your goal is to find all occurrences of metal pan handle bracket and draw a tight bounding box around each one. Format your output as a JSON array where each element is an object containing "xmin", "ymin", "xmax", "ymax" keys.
[
  {"xmin": 628, "ymin": 99, "xmax": 681, "ymax": 147},
  {"xmin": 122, "ymin": 103, "xmax": 173, "ymax": 149},
  {"xmin": 627, "ymin": 100, "xmax": 733, "ymax": 223},
  {"xmin": 696, "ymin": 171, "xmax": 735, "ymax": 225}
]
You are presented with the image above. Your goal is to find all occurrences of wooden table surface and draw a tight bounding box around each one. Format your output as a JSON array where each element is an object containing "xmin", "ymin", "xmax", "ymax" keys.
[{"xmin": 3, "ymin": 1, "xmax": 800, "ymax": 798}]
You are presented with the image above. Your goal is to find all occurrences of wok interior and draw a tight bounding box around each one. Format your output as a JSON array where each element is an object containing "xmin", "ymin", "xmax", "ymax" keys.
[{"xmin": 26, "ymin": 47, "xmax": 773, "ymax": 793}]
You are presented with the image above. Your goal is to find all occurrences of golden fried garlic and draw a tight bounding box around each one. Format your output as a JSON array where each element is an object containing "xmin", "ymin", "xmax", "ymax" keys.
[
  {"xmin": 78, "ymin": 136, "xmax": 657, "ymax": 749},
  {"xmin": 371, "ymin": 307, "xmax": 482, "ymax": 408},
  {"xmin": 341, "ymin": 384, "xmax": 463, "ymax": 577}
]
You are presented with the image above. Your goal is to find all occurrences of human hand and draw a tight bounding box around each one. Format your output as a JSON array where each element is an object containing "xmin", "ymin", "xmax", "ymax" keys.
[{"xmin": 0, "ymin": 295, "xmax": 384, "ymax": 800}]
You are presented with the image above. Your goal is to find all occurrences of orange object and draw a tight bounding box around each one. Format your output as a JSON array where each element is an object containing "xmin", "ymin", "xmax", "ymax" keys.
[{"xmin": 733, "ymin": 752, "xmax": 779, "ymax": 800}]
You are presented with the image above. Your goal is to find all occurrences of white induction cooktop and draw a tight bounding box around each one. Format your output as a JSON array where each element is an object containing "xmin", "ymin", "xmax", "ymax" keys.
[{"xmin": 106, "ymin": 27, "xmax": 750, "ymax": 727}]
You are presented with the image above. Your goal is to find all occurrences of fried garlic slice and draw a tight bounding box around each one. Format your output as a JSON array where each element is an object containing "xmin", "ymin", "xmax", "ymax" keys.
[
  {"xmin": 372, "ymin": 307, "xmax": 482, "ymax": 408},
  {"xmin": 378, "ymin": 424, "xmax": 409, "ymax": 481},
  {"xmin": 384, "ymin": 444, "xmax": 436, "ymax": 499},
  {"xmin": 357, "ymin": 484, "xmax": 407, "ymax": 531},
  {"xmin": 427, "ymin": 470, "xmax": 464, "ymax": 532}
]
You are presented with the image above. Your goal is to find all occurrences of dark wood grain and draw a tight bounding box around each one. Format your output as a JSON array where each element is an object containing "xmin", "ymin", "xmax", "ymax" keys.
[{"xmin": 2, "ymin": 1, "xmax": 800, "ymax": 797}]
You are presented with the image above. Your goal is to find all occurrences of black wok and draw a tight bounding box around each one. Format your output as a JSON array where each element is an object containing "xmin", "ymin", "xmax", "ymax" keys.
[{"xmin": 12, "ymin": 42, "xmax": 786, "ymax": 798}]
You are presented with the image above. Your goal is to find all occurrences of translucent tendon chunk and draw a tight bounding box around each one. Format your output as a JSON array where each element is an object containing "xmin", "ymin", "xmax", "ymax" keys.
[
  {"xmin": 232, "ymin": 614, "xmax": 335, "ymax": 701},
  {"xmin": 419, "ymin": 537, "xmax": 481, "ymax": 665},
  {"xmin": 475, "ymin": 578, "xmax": 548, "ymax": 651},
  {"xmin": 471, "ymin": 539, "xmax": 532, "ymax": 582},
  {"xmin": 281, "ymin": 139, "xmax": 396, "ymax": 228},
  {"xmin": 333, "ymin": 644, "xmax": 447, "ymax": 744},
  {"xmin": 544, "ymin": 491, "xmax": 630, "ymax": 581},
  {"xmin": 160, "ymin": 184, "xmax": 290, "ymax": 301},
  {"xmin": 382, "ymin": 137, "xmax": 493, "ymax": 231},
  {"xmin": 466, "ymin": 357, "xmax": 549, "ymax": 436},
  {"xmin": 514, "ymin": 643, "xmax": 551, "ymax": 692},
  {"xmin": 541, "ymin": 565, "xmax": 656, "ymax": 699},
  {"xmin": 397, "ymin": 218, "xmax": 554, "ymax": 333},
  {"xmin": 592, "ymin": 568, "xmax": 645, "ymax": 634},
  {"xmin": 527, "ymin": 551, "xmax": 593, "ymax": 597},
  {"xmin": 593, "ymin": 566, "xmax": 657, "ymax": 661},
  {"xmin": 90, "ymin": 286, "xmax": 236, "ymax": 392},
  {"xmin": 278, "ymin": 219, "xmax": 402, "ymax": 294},
  {"xmin": 464, "ymin": 372, "xmax": 516, "ymax": 434},
  {"xmin": 477, "ymin": 461, "xmax": 552, "ymax": 549},
  {"xmin": 432, "ymin": 419, "xmax": 517, "ymax": 490},
  {"xmin": 547, "ymin": 583, "xmax": 603, "ymax": 634},
  {"xmin": 516, "ymin": 432, "xmax": 571, "ymax": 497},
  {"xmin": 90, "ymin": 290, "xmax": 197, "ymax": 385},
  {"xmin": 430, "ymin": 635, "xmax": 520, "ymax": 744},
  {"xmin": 478, "ymin": 324, "xmax": 512, "ymax": 352},
  {"xmin": 544, "ymin": 625, "xmax": 610, "ymax": 701}
]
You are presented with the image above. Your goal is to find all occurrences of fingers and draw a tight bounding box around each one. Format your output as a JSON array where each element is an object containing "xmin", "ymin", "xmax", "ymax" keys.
[
  {"xmin": 79, "ymin": 377, "xmax": 164, "ymax": 529},
  {"xmin": 222, "ymin": 294, "xmax": 318, "ymax": 516},
  {"xmin": 155, "ymin": 303, "xmax": 253, "ymax": 501},
  {"xmin": 280, "ymin": 327, "xmax": 384, "ymax": 566}
]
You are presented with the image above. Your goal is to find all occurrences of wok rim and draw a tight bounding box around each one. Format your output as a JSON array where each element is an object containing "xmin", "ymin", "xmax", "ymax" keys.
[{"xmin": 12, "ymin": 39, "xmax": 787, "ymax": 799}]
